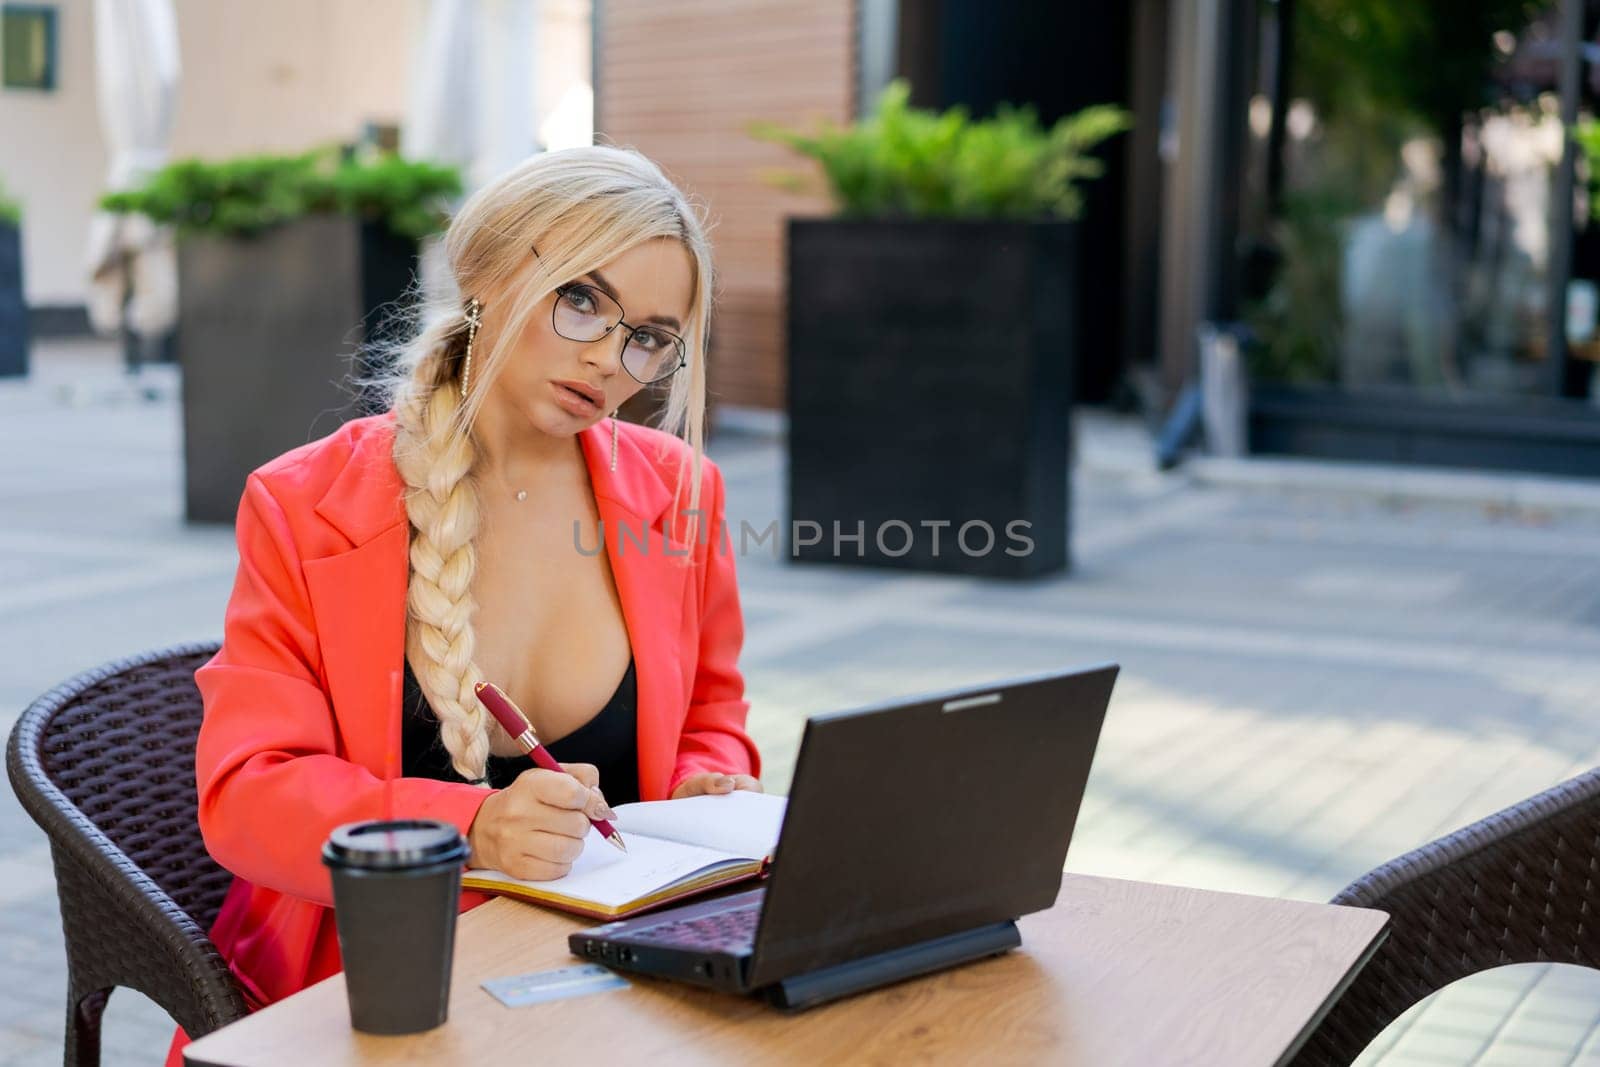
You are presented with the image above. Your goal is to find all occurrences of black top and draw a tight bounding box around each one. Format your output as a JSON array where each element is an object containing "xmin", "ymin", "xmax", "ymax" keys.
[{"xmin": 400, "ymin": 655, "xmax": 641, "ymax": 803}]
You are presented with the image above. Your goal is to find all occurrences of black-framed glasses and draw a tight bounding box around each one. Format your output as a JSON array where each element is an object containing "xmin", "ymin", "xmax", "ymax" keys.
[{"xmin": 532, "ymin": 247, "xmax": 687, "ymax": 385}]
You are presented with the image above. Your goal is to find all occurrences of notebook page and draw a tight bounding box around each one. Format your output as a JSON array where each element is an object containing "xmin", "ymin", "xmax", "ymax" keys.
[
  {"xmin": 469, "ymin": 825, "xmax": 744, "ymax": 910},
  {"xmin": 607, "ymin": 791, "xmax": 787, "ymax": 859}
]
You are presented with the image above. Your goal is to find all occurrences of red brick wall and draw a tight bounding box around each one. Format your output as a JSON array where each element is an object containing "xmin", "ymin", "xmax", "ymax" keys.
[{"xmin": 596, "ymin": 0, "xmax": 856, "ymax": 411}]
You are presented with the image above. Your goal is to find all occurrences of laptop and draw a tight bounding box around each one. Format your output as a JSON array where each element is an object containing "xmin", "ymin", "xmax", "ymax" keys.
[{"xmin": 568, "ymin": 662, "xmax": 1119, "ymax": 1010}]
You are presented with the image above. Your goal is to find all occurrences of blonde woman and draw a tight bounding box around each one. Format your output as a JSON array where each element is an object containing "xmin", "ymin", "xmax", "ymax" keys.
[{"xmin": 169, "ymin": 146, "xmax": 762, "ymax": 1065}]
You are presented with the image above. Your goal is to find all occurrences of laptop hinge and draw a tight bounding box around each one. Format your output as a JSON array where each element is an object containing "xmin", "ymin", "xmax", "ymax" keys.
[{"xmin": 762, "ymin": 921, "xmax": 1021, "ymax": 1011}]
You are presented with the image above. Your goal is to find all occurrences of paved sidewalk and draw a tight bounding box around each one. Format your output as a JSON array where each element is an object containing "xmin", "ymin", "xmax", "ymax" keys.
[{"xmin": 4, "ymin": 341, "xmax": 1600, "ymax": 1064}]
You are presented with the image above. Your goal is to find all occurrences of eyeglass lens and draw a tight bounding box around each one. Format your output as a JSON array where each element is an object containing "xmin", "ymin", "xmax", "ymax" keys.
[{"xmin": 553, "ymin": 284, "xmax": 684, "ymax": 383}]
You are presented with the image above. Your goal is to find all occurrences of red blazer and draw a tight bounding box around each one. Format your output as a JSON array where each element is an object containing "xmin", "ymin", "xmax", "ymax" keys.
[{"xmin": 179, "ymin": 411, "xmax": 758, "ymax": 1051}]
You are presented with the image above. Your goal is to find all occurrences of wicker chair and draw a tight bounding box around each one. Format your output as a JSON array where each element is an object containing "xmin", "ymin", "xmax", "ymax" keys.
[
  {"xmin": 1292, "ymin": 765, "xmax": 1600, "ymax": 1066},
  {"xmin": 5, "ymin": 642, "xmax": 248, "ymax": 1067}
]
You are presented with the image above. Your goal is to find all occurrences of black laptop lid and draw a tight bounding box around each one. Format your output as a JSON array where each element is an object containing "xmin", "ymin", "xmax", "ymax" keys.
[{"xmin": 746, "ymin": 662, "xmax": 1118, "ymax": 988}]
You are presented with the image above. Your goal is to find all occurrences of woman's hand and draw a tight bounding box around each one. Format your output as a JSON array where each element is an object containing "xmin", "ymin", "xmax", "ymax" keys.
[
  {"xmin": 670, "ymin": 772, "xmax": 763, "ymax": 800},
  {"xmin": 466, "ymin": 762, "xmax": 616, "ymax": 881}
]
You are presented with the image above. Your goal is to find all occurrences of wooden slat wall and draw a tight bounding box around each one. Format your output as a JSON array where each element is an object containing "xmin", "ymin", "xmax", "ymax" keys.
[{"xmin": 597, "ymin": 0, "xmax": 856, "ymax": 411}]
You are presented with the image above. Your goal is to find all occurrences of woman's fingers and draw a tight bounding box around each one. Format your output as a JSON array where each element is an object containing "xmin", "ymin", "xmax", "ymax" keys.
[
  {"xmin": 585, "ymin": 789, "xmax": 617, "ymax": 823},
  {"xmin": 671, "ymin": 771, "xmax": 764, "ymax": 799},
  {"xmin": 523, "ymin": 829, "xmax": 586, "ymax": 865},
  {"xmin": 704, "ymin": 773, "xmax": 762, "ymax": 794},
  {"xmin": 530, "ymin": 768, "xmax": 597, "ymax": 810},
  {"xmin": 527, "ymin": 805, "xmax": 591, "ymax": 841},
  {"xmin": 555, "ymin": 762, "xmax": 615, "ymax": 821},
  {"xmin": 474, "ymin": 766, "xmax": 620, "ymax": 876},
  {"xmin": 512, "ymin": 768, "xmax": 614, "ymax": 826},
  {"xmin": 505, "ymin": 848, "xmax": 574, "ymax": 883},
  {"xmin": 559, "ymin": 762, "xmax": 599, "ymax": 789},
  {"xmin": 670, "ymin": 772, "xmax": 715, "ymax": 799}
]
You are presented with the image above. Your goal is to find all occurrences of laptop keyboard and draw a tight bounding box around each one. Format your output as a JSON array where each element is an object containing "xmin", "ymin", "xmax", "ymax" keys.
[{"xmin": 627, "ymin": 904, "xmax": 761, "ymax": 953}]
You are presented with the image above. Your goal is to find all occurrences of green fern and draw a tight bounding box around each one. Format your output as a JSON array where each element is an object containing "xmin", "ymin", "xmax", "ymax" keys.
[
  {"xmin": 1574, "ymin": 118, "xmax": 1600, "ymax": 222},
  {"xmin": 749, "ymin": 79, "xmax": 1130, "ymax": 220},
  {"xmin": 99, "ymin": 144, "xmax": 461, "ymax": 241},
  {"xmin": 0, "ymin": 175, "xmax": 21, "ymax": 226}
]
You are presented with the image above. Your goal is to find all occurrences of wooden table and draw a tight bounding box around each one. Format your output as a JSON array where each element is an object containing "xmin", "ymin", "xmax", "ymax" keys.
[{"xmin": 185, "ymin": 874, "xmax": 1387, "ymax": 1067}]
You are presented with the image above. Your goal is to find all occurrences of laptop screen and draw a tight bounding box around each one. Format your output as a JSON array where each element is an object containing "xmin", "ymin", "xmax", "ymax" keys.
[{"xmin": 746, "ymin": 663, "xmax": 1118, "ymax": 988}]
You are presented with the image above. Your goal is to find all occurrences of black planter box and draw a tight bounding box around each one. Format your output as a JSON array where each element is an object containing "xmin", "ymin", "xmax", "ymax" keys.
[
  {"xmin": 786, "ymin": 218, "xmax": 1076, "ymax": 578},
  {"xmin": 0, "ymin": 223, "xmax": 28, "ymax": 378},
  {"xmin": 178, "ymin": 215, "xmax": 417, "ymax": 523}
]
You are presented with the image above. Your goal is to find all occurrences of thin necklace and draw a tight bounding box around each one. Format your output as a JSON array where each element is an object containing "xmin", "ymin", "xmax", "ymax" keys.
[
  {"xmin": 487, "ymin": 463, "xmax": 530, "ymax": 503},
  {"xmin": 488, "ymin": 435, "xmax": 597, "ymax": 503}
]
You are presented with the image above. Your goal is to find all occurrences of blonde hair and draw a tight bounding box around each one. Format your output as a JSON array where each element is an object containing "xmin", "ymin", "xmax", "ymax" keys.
[{"xmin": 368, "ymin": 145, "xmax": 716, "ymax": 784}]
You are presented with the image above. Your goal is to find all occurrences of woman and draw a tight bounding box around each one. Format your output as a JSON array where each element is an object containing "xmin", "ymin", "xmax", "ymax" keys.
[{"xmin": 169, "ymin": 146, "xmax": 762, "ymax": 1064}]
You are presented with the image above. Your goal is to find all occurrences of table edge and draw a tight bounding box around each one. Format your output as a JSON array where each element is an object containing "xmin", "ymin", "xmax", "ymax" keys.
[{"xmin": 1270, "ymin": 909, "xmax": 1392, "ymax": 1067}]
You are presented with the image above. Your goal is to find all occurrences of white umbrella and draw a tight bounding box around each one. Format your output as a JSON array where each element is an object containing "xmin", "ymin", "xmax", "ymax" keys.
[
  {"xmin": 84, "ymin": 0, "xmax": 181, "ymax": 341},
  {"xmin": 404, "ymin": 0, "xmax": 480, "ymax": 173},
  {"xmin": 472, "ymin": 0, "xmax": 538, "ymax": 189},
  {"xmin": 405, "ymin": 0, "xmax": 539, "ymax": 187},
  {"xmin": 405, "ymin": 0, "xmax": 538, "ymax": 297}
]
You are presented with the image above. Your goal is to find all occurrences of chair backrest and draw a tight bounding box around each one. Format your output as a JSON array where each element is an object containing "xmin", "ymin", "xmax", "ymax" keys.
[
  {"xmin": 1293, "ymin": 765, "xmax": 1600, "ymax": 1065},
  {"xmin": 12, "ymin": 642, "xmax": 234, "ymax": 931}
]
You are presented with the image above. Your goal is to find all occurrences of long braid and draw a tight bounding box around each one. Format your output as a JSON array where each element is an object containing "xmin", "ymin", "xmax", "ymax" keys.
[{"xmin": 393, "ymin": 324, "xmax": 497, "ymax": 784}]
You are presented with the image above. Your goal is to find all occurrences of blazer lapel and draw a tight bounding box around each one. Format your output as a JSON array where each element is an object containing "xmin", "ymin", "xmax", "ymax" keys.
[
  {"xmin": 302, "ymin": 423, "xmax": 409, "ymax": 776},
  {"xmin": 299, "ymin": 415, "xmax": 692, "ymax": 801}
]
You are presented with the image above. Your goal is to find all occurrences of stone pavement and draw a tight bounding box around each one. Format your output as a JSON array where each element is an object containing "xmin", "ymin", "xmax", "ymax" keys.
[{"xmin": 4, "ymin": 339, "xmax": 1600, "ymax": 1065}]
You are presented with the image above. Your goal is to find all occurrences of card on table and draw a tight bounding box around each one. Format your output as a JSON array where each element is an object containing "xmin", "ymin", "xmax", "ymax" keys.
[{"xmin": 481, "ymin": 963, "xmax": 630, "ymax": 1007}]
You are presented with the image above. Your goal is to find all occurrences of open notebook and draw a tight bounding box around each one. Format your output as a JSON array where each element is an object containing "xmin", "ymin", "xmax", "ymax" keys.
[{"xmin": 461, "ymin": 791, "xmax": 787, "ymax": 920}]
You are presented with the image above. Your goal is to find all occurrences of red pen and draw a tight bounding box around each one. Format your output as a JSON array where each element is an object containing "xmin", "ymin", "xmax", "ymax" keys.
[{"xmin": 474, "ymin": 680, "xmax": 628, "ymax": 853}]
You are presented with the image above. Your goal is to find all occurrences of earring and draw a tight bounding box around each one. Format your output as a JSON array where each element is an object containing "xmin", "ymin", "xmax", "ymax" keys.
[
  {"xmin": 610, "ymin": 410, "xmax": 619, "ymax": 472},
  {"xmin": 459, "ymin": 298, "xmax": 483, "ymax": 401}
]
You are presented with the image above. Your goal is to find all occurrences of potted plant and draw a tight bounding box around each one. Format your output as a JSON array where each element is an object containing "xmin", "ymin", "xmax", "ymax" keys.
[
  {"xmin": 750, "ymin": 80, "xmax": 1129, "ymax": 577},
  {"xmin": 0, "ymin": 177, "xmax": 26, "ymax": 378},
  {"xmin": 1566, "ymin": 119, "xmax": 1600, "ymax": 393},
  {"xmin": 101, "ymin": 145, "xmax": 461, "ymax": 522}
]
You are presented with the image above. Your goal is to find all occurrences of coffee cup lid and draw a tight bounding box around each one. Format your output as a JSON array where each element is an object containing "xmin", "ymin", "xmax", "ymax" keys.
[{"xmin": 322, "ymin": 819, "xmax": 468, "ymax": 871}]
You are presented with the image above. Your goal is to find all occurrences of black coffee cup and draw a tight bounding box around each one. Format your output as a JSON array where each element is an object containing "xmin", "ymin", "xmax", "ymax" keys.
[{"xmin": 321, "ymin": 819, "xmax": 469, "ymax": 1034}]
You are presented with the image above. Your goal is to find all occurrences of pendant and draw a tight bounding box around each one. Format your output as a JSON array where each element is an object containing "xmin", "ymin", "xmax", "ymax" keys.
[{"xmin": 515, "ymin": 490, "xmax": 528, "ymax": 502}]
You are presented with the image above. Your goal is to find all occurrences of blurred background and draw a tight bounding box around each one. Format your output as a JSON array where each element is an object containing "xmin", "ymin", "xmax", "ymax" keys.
[{"xmin": 3, "ymin": 1, "xmax": 1600, "ymax": 1064}]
